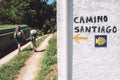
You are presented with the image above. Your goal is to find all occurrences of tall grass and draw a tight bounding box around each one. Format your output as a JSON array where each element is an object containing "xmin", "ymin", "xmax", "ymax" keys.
[
  {"xmin": 0, "ymin": 24, "xmax": 26, "ymax": 30},
  {"xmin": 0, "ymin": 36, "xmax": 47, "ymax": 80},
  {"xmin": 37, "ymin": 33, "xmax": 57, "ymax": 80},
  {"xmin": 0, "ymin": 46, "xmax": 32, "ymax": 80}
]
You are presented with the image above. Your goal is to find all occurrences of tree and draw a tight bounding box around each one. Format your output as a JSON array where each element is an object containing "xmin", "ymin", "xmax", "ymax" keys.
[
  {"xmin": 0, "ymin": 0, "xmax": 30, "ymax": 24},
  {"xmin": 0, "ymin": 0, "xmax": 56, "ymax": 34},
  {"xmin": 24, "ymin": 0, "xmax": 56, "ymax": 34}
]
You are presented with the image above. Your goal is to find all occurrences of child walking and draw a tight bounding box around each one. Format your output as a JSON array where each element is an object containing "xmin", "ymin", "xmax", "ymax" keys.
[{"xmin": 27, "ymin": 28, "xmax": 37, "ymax": 52}]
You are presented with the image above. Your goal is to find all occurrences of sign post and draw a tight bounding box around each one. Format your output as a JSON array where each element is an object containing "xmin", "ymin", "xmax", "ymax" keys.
[{"xmin": 71, "ymin": 0, "xmax": 120, "ymax": 80}]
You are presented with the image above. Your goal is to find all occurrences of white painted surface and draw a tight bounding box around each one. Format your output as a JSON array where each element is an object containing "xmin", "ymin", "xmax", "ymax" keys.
[
  {"xmin": 73, "ymin": 0, "xmax": 120, "ymax": 80},
  {"xmin": 57, "ymin": 0, "xmax": 68, "ymax": 80}
]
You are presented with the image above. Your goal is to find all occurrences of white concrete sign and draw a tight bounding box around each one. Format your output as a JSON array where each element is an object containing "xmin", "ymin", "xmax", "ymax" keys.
[{"xmin": 73, "ymin": 0, "xmax": 120, "ymax": 80}]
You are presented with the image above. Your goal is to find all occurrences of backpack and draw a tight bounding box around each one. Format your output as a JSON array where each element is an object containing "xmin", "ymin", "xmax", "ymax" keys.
[
  {"xmin": 30, "ymin": 30, "xmax": 37, "ymax": 42},
  {"xmin": 14, "ymin": 31, "xmax": 22, "ymax": 39}
]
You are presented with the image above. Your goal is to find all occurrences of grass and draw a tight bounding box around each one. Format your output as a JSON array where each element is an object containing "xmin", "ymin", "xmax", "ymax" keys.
[
  {"xmin": 0, "ymin": 35, "xmax": 48, "ymax": 80},
  {"xmin": 53, "ymin": 76, "xmax": 58, "ymax": 80},
  {"xmin": 36, "ymin": 36, "xmax": 48, "ymax": 47},
  {"xmin": 0, "ymin": 24, "xmax": 27, "ymax": 30},
  {"xmin": 37, "ymin": 33, "xmax": 58, "ymax": 80}
]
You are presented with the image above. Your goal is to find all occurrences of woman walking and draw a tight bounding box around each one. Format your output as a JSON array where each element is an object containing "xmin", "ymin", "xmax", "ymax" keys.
[{"xmin": 14, "ymin": 26, "xmax": 27, "ymax": 52}]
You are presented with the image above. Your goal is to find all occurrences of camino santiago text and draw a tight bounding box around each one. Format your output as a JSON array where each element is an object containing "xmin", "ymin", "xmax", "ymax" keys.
[{"xmin": 74, "ymin": 15, "xmax": 117, "ymax": 33}]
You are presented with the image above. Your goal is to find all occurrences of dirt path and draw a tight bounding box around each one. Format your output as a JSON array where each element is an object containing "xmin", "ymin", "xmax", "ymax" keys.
[{"xmin": 14, "ymin": 35, "xmax": 52, "ymax": 80}]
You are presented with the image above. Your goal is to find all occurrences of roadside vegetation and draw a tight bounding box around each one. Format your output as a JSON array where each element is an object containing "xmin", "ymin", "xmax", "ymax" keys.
[
  {"xmin": 0, "ymin": 36, "xmax": 48, "ymax": 80},
  {"xmin": 0, "ymin": 24, "xmax": 27, "ymax": 30},
  {"xmin": 37, "ymin": 33, "xmax": 57, "ymax": 80}
]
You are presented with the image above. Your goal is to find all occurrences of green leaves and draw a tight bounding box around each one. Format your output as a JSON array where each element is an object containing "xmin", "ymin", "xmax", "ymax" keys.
[
  {"xmin": 0, "ymin": 0, "xmax": 30, "ymax": 24},
  {"xmin": 0, "ymin": 0, "xmax": 56, "ymax": 34}
]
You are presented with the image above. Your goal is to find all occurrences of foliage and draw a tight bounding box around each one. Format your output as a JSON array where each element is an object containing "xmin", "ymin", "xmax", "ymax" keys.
[
  {"xmin": 37, "ymin": 33, "xmax": 57, "ymax": 80},
  {"xmin": 0, "ymin": 0, "xmax": 56, "ymax": 34},
  {"xmin": 0, "ymin": 0, "xmax": 30, "ymax": 24},
  {"xmin": 24, "ymin": 0, "xmax": 56, "ymax": 34}
]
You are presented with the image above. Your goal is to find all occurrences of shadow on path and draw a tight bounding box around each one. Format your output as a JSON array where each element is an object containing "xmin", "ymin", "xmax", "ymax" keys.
[
  {"xmin": 23, "ymin": 49, "xmax": 46, "ymax": 53},
  {"xmin": 35, "ymin": 49, "xmax": 46, "ymax": 52}
]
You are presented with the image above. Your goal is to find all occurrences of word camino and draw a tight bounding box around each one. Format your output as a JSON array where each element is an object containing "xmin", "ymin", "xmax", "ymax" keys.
[{"xmin": 74, "ymin": 15, "xmax": 108, "ymax": 23}]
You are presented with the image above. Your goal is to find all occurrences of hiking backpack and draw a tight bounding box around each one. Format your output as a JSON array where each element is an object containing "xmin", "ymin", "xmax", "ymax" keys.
[{"xmin": 30, "ymin": 29, "xmax": 37, "ymax": 41}]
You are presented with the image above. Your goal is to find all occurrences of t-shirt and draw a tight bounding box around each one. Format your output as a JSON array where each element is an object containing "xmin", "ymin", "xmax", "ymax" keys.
[{"xmin": 20, "ymin": 29, "xmax": 24, "ymax": 34}]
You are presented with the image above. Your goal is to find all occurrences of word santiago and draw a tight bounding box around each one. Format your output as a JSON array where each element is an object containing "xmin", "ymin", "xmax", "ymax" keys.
[{"xmin": 74, "ymin": 15, "xmax": 117, "ymax": 33}]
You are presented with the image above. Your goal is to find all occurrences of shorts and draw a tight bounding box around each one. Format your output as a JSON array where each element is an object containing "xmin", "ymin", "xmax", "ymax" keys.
[{"xmin": 15, "ymin": 38, "xmax": 22, "ymax": 44}]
